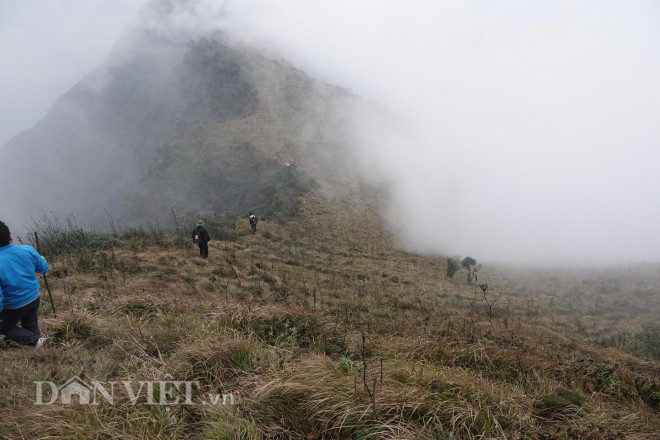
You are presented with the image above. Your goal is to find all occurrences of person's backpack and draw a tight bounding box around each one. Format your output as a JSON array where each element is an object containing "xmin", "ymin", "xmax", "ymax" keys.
[{"xmin": 249, "ymin": 215, "xmax": 257, "ymax": 226}]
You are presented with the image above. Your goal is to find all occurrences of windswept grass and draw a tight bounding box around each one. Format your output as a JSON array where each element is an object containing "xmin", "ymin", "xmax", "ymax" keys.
[{"xmin": 1, "ymin": 191, "xmax": 658, "ymax": 439}]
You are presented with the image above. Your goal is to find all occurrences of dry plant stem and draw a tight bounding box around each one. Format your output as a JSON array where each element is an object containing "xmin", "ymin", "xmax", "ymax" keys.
[
  {"xmin": 360, "ymin": 331, "xmax": 377, "ymax": 417},
  {"xmin": 34, "ymin": 231, "xmax": 57, "ymax": 317}
]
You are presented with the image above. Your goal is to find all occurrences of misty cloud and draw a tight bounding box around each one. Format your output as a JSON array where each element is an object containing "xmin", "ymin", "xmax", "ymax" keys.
[
  {"xmin": 2, "ymin": 0, "xmax": 660, "ymax": 265},
  {"xmin": 216, "ymin": 0, "xmax": 660, "ymax": 265},
  {"xmin": 0, "ymin": 0, "xmax": 146, "ymax": 146}
]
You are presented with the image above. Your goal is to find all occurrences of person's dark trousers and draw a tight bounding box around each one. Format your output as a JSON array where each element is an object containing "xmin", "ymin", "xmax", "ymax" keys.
[
  {"xmin": 199, "ymin": 242, "xmax": 208, "ymax": 258},
  {"xmin": 0, "ymin": 297, "xmax": 41, "ymax": 346},
  {"xmin": 251, "ymin": 224, "xmax": 256, "ymax": 234}
]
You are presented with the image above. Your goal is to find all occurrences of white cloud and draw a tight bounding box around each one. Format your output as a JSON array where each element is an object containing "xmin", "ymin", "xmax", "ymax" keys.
[
  {"xmin": 0, "ymin": 0, "xmax": 146, "ymax": 146},
  {"xmin": 2, "ymin": 0, "xmax": 659, "ymax": 264},
  {"xmin": 217, "ymin": 0, "xmax": 660, "ymax": 264}
]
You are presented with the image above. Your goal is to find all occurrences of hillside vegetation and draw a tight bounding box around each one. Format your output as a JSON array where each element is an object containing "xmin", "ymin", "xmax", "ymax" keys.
[{"xmin": 1, "ymin": 192, "xmax": 659, "ymax": 439}]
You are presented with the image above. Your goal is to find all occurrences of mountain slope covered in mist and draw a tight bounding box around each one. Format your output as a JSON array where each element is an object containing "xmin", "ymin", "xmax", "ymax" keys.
[{"xmin": 1, "ymin": 28, "xmax": 377, "ymax": 228}]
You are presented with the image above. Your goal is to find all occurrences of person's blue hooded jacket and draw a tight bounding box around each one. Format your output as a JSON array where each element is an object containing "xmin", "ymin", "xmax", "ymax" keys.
[{"xmin": 0, "ymin": 244, "xmax": 48, "ymax": 312}]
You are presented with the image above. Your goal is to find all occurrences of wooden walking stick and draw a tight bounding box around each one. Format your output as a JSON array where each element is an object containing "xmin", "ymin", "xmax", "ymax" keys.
[{"xmin": 33, "ymin": 232, "xmax": 56, "ymax": 318}]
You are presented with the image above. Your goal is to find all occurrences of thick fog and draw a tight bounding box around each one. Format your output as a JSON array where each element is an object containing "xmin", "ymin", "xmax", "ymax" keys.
[
  {"xmin": 0, "ymin": 0, "xmax": 144, "ymax": 146},
  {"xmin": 2, "ymin": 0, "xmax": 660, "ymax": 265}
]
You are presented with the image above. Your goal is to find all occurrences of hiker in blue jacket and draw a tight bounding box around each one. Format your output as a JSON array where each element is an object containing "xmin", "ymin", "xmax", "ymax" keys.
[{"xmin": 0, "ymin": 221, "xmax": 49, "ymax": 348}]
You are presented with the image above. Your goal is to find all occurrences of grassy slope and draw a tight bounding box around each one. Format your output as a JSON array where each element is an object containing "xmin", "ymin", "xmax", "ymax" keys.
[{"xmin": 1, "ymin": 192, "xmax": 658, "ymax": 439}]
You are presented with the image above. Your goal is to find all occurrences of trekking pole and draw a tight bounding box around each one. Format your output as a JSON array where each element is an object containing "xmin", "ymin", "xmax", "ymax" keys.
[{"xmin": 33, "ymin": 232, "xmax": 56, "ymax": 318}]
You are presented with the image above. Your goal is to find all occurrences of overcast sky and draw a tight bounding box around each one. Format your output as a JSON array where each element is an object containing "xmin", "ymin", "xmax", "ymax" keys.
[
  {"xmin": 0, "ymin": 0, "xmax": 144, "ymax": 146},
  {"xmin": 2, "ymin": 0, "xmax": 659, "ymax": 265}
]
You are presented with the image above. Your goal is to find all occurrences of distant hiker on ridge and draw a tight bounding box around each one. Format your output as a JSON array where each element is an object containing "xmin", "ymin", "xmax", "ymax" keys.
[
  {"xmin": 0, "ymin": 221, "xmax": 50, "ymax": 348},
  {"xmin": 192, "ymin": 220, "xmax": 210, "ymax": 259},
  {"xmin": 248, "ymin": 212, "xmax": 258, "ymax": 234}
]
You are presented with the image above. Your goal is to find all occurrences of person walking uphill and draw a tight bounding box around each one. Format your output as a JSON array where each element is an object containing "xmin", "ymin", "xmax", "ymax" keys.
[
  {"xmin": 0, "ymin": 221, "xmax": 49, "ymax": 348},
  {"xmin": 248, "ymin": 212, "xmax": 258, "ymax": 234},
  {"xmin": 192, "ymin": 220, "xmax": 210, "ymax": 258}
]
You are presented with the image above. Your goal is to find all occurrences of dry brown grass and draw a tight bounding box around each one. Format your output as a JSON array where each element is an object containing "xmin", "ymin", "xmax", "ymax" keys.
[{"xmin": 0, "ymin": 191, "xmax": 658, "ymax": 439}]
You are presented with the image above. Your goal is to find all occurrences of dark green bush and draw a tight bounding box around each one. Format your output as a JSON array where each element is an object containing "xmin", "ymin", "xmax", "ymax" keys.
[
  {"xmin": 446, "ymin": 258, "xmax": 460, "ymax": 279},
  {"xmin": 250, "ymin": 315, "xmax": 321, "ymax": 349}
]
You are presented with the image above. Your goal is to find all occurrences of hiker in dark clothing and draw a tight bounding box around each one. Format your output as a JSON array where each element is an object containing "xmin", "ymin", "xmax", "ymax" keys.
[
  {"xmin": 192, "ymin": 220, "xmax": 210, "ymax": 258},
  {"xmin": 248, "ymin": 212, "xmax": 258, "ymax": 234}
]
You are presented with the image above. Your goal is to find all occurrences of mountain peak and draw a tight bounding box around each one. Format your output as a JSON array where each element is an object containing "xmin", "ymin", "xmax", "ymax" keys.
[{"xmin": 1, "ymin": 27, "xmax": 378, "ymax": 228}]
